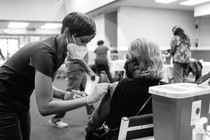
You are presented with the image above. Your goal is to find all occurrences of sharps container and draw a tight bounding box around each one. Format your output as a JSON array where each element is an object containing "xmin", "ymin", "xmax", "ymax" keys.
[{"xmin": 149, "ymin": 83, "xmax": 210, "ymax": 140}]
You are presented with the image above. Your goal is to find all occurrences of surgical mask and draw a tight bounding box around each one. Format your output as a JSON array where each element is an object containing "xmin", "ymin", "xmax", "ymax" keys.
[
  {"xmin": 123, "ymin": 58, "xmax": 138, "ymax": 79},
  {"xmin": 66, "ymin": 35, "xmax": 88, "ymax": 59}
]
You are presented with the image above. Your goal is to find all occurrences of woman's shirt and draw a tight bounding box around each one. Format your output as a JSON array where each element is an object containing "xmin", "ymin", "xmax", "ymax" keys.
[
  {"xmin": 86, "ymin": 78, "xmax": 159, "ymax": 132},
  {"xmin": 0, "ymin": 36, "xmax": 66, "ymax": 112},
  {"xmin": 171, "ymin": 35, "xmax": 191, "ymax": 64}
]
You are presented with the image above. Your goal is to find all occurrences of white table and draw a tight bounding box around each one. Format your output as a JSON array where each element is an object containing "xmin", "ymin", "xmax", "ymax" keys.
[
  {"xmin": 109, "ymin": 59, "xmax": 126, "ymax": 78},
  {"xmin": 162, "ymin": 62, "xmax": 210, "ymax": 83},
  {"xmin": 109, "ymin": 59, "xmax": 125, "ymax": 72}
]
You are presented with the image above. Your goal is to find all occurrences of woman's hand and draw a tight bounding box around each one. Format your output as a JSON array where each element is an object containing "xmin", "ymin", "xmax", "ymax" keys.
[
  {"xmin": 87, "ymin": 83, "xmax": 110, "ymax": 105},
  {"xmin": 72, "ymin": 90, "xmax": 87, "ymax": 99},
  {"xmin": 64, "ymin": 90, "xmax": 87, "ymax": 100}
]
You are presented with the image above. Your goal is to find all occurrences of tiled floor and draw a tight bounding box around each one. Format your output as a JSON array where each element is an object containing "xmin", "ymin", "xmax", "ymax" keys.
[{"xmin": 30, "ymin": 78, "xmax": 92, "ymax": 140}]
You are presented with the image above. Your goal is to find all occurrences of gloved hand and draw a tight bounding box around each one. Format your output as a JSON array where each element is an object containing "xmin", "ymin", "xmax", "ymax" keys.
[
  {"xmin": 65, "ymin": 90, "xmax": 86, "ymax": 100},
  {"xmin": 87, "ymin": 83, "xmax": 110, "ymax": 105},
  {"xmin": 71, "ymin": 90, "xmax": 87, "ymax": 99}
]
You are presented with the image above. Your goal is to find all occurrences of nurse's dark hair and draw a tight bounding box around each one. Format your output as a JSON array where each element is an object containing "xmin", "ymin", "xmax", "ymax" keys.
[{"xmin": 61, "ymin": 12, "xmax": 96, "ymax": 38}]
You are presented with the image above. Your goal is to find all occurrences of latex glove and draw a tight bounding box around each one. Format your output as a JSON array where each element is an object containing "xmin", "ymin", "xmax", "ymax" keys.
[
  {"xmin": 71, "ymin": 90, "xmax": 87, "ymax": 99},
  {"xmin": 87, "ymin": 83, "xmax": 110, "ymax": 105}
]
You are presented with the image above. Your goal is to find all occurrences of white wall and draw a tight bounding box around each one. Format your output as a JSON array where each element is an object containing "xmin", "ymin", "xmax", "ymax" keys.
[
  {"xmin": 105, "ymin": 12, "xmax": 118, "ymax": 48},
  {"xmin": 0, "ymin": 0, "xmax": 66, "ymax": 22},
  {"xmin": 197, "ymin": 17, "xmax": 210, "ymax": 48},
  {"xmin": 117, "ymin": 6, "xmax": 196, "ymax": 51},
  {"xmin": 86, "ymin": 13, "xmax": 117, "ymax": 64},
  {"xmin": 65, "ymin": 0, "xmax": 116, "ymax": 14},
  {"xmin": 86, "ymin": 14, "xmax": 105, "ymax": 64}
]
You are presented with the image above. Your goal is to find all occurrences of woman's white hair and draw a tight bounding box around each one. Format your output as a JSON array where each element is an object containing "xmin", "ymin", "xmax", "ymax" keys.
[{"xmin": 127, "ymin": 38, "xmax": 163, "ymax": 79}]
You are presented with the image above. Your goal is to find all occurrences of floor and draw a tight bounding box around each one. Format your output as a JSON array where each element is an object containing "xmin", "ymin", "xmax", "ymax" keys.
[{"xmin": 30, "ymin": 78, "xmax": 93, "ymax": 140}]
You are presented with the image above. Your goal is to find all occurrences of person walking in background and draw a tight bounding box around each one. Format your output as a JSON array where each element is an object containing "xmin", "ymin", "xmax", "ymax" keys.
[
  {"xmin": 85, "ymin": 38, "xmax": 163, "ymax": 140},
  {"xmin": 0, "ymin": 12, "xmax": 110, "ymax": 140},
  {"xmin": 49, "ymin": 52, "xmax": 96, "ymax": 128},
  {"xmin": 170, "ymin": 26, "xmax": 191, "ymax": 83},
  {"xmin": 94, "ymin": 40, "xmax": 113, "ymax": 83}
]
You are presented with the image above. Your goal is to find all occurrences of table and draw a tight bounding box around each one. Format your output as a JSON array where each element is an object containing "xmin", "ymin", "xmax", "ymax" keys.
[
  {"xmin": 162, "ymin": 62, "xmax": 210, "ymax": 83},
  {"xmin": 109, "ymin": 59, "xmax": 126, "ymax": 79},
  {"xmin": 109, "ymin": 59, "xmax": 125, "ymax": 72}
]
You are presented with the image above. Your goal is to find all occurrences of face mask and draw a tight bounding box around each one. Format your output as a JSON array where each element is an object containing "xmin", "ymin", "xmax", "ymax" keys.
[
  {"xmin": 66, "ymin": 36, "xmax": 88, "ymax": 59},
  {"xmin": 123, "ymin": 58, "xmax": 138, "ymax": 79}
]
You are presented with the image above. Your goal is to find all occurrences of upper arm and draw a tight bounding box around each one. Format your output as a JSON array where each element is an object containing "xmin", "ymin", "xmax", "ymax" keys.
[
  {"xmin": 30, "ymin": 48, "xmax": 55, "ymax": 77},
  {"xmin": 34, "ymin": 70, "xmax": 53, "ymax": 113},
  {"xmin": 87, "ymin": 92, "xmax": 112, "ymax": 131},
  {"xmin": 170, "ymin": 37, "xmax": 177, "ymax": 55},
  {"xmin": 109, "ymin": 82, "xmax": 119, "ymax": 98}
]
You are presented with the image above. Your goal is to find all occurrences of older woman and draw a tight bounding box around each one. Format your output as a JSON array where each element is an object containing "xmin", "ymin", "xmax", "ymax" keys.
[{"xmin": 85, "ymin": 38, "xmax": 163, "ymax": 140}]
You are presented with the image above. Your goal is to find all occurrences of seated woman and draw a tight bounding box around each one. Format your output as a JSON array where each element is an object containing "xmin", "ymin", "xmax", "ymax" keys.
[{"xmin": 85, "ymin": 38, "xmax": 163, "ymax": 140}]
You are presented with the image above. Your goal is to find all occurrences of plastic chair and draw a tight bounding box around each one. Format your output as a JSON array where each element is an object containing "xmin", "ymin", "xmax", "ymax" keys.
[{"xmin": 118, "ymin": 114, "xmax": 154, "ymax": 140}]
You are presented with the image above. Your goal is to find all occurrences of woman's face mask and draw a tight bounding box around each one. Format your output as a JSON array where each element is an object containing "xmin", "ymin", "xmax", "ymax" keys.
[
  {"xmin": 66, "ymin": 35, "xmax": 88, "ymax": 59},
  {"xmin": 123, "ymin": 58, "xmax": 138, "ymax": 79}
]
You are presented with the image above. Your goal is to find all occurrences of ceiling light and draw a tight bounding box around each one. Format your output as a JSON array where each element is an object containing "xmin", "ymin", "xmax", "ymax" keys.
[
  {"xmin": 155, "ymin": 0, "xmax": 177, "ymax": 4},
  {"xmin": 41, "ymin": 23, "xmax": 62, "ymax": 29},
  {"xmin": 8, "ymin": 22, "xmax": 29, "ymax": 28},
  {"xmin": 180, "ymin": 0, "xmax": 210, "ymax": 6}
]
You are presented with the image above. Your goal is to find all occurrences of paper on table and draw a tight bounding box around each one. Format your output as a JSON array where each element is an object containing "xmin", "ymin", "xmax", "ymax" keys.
[{"xmin": 85, "ymin": 76, "xmax": 99, "ymax": 96}]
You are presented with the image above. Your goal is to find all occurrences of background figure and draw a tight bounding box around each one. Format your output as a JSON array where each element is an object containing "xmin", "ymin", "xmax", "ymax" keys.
[
  {"xmin": 170, "ymin": 26, "xmax": 191, "ymax": 83},
  {"xmin": 49, "ymin": 53, "xmax": 96, "ymax": 128},
  {"xmin": 85, "ymin": 38, "xmax": 163, "ymax": 140},
  {"xmin": 94, "ymin": 40, "xmax": 113, "ymax": 83},
  {"xmin": 0, "ymin": 48, "xmax": 5, "ymax": 61}
]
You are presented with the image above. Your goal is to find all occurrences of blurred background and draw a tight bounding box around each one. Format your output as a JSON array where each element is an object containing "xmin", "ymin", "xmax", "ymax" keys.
[{"xmin": 0, "ymin": 0, "xmax": 210, "ymax": 64}]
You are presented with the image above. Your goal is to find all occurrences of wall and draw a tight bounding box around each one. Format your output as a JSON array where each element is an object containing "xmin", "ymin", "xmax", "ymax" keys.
[
  {"xmin": 0, "ymin": 0, "xmax": 65, "ymax": 22},
  {"xmin": 197, "ymin": 16, "xmax": 210, "ymax": 48},
  {"xmin": 87, "ymin": 14, "xmax": 105, "ymax": 64},
  {"xmin": 65, "ymin": 0, "xmax": 117, "ymax": 14},
  {"xmin": 87, "ymin": 12, "xmax": 118, "ymax": 64},
  {"xmin": 105, "ymin": 12, "xmax": 118, "ymax": 49},
  {"xmin": 117, "ymin": 6, "xmax": 196, "ymax": 51}
]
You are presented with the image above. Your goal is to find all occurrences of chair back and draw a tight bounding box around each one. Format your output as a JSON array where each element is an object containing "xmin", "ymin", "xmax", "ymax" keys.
[{"xmin": 118, "ymin": 113, "xmax": 153, "ymax": 140}]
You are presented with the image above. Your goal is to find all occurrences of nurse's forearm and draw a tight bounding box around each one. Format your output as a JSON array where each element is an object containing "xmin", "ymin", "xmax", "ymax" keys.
[{"xmin": 38, "ymin": 96, "xmax": 88, "ymax": 116}]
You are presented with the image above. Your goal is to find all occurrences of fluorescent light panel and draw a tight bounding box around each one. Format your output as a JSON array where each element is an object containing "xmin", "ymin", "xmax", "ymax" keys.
[
  {"xmin": 155, "ymin": 0, "xmax": 177, "ymax": 4},
  {"xmin": 8, "ymin": 22, "xmax": 29, "ymax": 28},
  {"xmin": 180, "ymin": 0, "xmax": 210, "ymax": 6},
  {"xmin": 41, "ymin": 23, "xmax": 62, "ymax": 29}
]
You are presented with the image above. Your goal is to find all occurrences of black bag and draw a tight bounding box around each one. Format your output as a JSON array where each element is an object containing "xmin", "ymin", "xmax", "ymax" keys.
[{"xmin": 85, "ymin": 125, "xmax": 109, "ymax": 140}]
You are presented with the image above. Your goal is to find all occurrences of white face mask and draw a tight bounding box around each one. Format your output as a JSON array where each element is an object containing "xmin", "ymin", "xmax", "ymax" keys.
[{"xmin": 66, "ymin": 36, "xmax": 88, "ymax": 59}]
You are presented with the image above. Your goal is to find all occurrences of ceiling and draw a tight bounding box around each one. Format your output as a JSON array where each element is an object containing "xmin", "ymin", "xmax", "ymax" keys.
[
  {"xmin": 117, "ymin": 0, "xmax": 195, "ymax": 11},
  {"xmin": 88, "ymin": 0, "xmax": 207, "ymax": 16},
  {"xmin": 1, "ymin": 0, "xmax": 209, "ymax": 30}
]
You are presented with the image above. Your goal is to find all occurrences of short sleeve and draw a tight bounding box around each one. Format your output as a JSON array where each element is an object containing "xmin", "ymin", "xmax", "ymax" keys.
[{"xmin": 30, "ymin": 48, "xmax": 56, "ymax": 77}]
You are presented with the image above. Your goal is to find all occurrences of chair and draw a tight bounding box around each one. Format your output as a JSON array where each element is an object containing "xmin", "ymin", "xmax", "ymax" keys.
[{"xmin": 118, "ymin": 114, "xmax": 154, "ymax": 140}]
